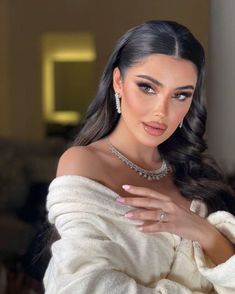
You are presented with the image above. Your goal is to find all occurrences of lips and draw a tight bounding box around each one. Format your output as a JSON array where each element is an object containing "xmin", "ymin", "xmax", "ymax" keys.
[
  {"xmin": 143, "ymin": 121, "xmax": 167, "ymax": 130},
  {"xmin": 142, "ymin": 121, "xmax": 167, "ymax": 136}
]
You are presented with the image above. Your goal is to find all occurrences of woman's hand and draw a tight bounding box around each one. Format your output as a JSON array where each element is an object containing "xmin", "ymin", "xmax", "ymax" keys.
[
  {"xmin": 116, "ymin": 184, "xmax": 235, "ymax": 265},
  {"xmin": 116, "ymin": 185, "xmax": 214, "ymax": 245}
]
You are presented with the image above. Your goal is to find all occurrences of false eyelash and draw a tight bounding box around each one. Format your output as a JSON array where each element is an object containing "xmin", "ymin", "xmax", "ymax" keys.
[
  {"xmin": 175, "ymin": 92, "xmax": 192, "ymax": 98},
  {"xmin": 174, "ymin": 92, "xmax": 193, "ymax": 101},
  {"xmin": 137, "ymin": 82, "xmax": 155, "ymax": 93}
]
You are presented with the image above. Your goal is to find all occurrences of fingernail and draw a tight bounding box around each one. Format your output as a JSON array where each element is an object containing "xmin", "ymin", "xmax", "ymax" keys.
[
  {"xmin": 116, "ymin": 197, "xmax": 125, "ymax": 203},
  {"xmin": 122, "ymin": 185, "xmax": 130, "ymax": 190},
  {"xmin": 124, "ymin": 212, "xmax": 133, "ymax": 218}
]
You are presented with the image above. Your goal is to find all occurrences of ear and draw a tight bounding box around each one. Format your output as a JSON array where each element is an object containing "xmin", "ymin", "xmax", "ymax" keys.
[{"xmin": 113, "ymin": 67, "xmax": 123, "ymax": 95}]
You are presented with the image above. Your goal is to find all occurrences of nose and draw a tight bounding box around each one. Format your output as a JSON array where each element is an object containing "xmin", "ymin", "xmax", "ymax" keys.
[{"xmin": 153, "ymin": 95, "xmax": 169, "ymax": 118}]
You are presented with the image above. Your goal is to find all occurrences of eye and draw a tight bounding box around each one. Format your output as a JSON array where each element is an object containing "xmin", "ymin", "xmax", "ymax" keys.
[
  {"xmin": 137, "ymin": 82, "xmax": 155, "ymax": 94},
  {"xmin": 173, "ymin": 92, "xmax": 193, "ymax": 101}
]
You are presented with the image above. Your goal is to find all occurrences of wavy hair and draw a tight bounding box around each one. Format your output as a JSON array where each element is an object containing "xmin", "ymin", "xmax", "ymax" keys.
[{"xmin": 73, "ymin": 20, "xmax": 235, "ymax": 215}]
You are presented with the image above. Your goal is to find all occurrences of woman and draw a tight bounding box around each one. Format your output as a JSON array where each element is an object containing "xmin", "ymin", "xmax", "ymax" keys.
[{"xmin": 44, "ymin": 20, "xmax": 235, "ymax": 293}]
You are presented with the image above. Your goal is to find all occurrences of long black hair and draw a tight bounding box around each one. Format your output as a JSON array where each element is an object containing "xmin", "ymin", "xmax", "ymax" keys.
[{"xmin": 73, "ymin": 20, "xmax": 235, "ymax": 215}]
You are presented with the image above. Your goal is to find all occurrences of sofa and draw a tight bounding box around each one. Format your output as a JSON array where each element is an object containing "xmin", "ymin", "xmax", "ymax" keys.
[{"xmin": 0, "ymin": 136, "xmax": 69, "ymax": 292}]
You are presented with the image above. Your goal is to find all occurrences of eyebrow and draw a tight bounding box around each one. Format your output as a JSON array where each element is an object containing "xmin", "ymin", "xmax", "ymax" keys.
[{"xmin": 136, "ymin": 74, "xmax": 195, "ymax": 90}]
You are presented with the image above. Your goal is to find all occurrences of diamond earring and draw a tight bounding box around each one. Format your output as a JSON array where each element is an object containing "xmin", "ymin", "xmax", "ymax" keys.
[
  {"xmin": 179, "ymin": 120, "xmax": 183, "ymax": 128},
  {"xmin": 115, "ymin": 92, "xmax": 121, "ymax": 114}
]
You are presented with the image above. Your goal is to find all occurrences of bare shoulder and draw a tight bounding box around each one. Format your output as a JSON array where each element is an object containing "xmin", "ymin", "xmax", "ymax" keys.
[
  {"xmin": 56, "ymin": 146, "xmax": 91, "ymax": 177},
  {"xmin": 56, "ymin": 141, "xmax": 109, "ymax": 180}
]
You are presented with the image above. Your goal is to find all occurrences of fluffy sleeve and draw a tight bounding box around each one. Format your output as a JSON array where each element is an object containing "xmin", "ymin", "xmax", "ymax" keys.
[
  {"xmin": 44, "ymin": 217, "xmax": 201, "ymax": 294},
  {"xmin": 193, "ymin": 211, "xmax": 235, "ymax": 294},
  {"xmin": 43, "ymin": 176, "xmax": 204, "ymax": 294}
]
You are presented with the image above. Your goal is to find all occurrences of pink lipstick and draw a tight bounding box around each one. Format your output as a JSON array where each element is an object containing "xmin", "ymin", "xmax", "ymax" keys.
[{"xmin": 142, "ymin": 121, "xmax": 167, "ymax": 136}]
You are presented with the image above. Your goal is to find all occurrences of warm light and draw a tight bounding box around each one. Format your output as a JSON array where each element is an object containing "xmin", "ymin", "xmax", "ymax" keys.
[
  {"xmin": 42, "ymin": 32, "xmax": 96, "ymax": 124},
  {"xmin": 46, "ymin": 111, "xmax": 81, "ymax": 124}
]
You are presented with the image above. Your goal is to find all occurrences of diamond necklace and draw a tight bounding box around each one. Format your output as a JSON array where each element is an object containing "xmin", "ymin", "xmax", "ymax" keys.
[{"xmin": 106, "ymin": 138, "xmax": 170, "ymax": 181}]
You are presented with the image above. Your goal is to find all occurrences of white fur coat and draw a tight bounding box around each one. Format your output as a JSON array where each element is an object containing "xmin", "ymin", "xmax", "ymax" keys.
[{"xmin": 44, "ymin": 175, "xmax": 235, "ymax": 293}]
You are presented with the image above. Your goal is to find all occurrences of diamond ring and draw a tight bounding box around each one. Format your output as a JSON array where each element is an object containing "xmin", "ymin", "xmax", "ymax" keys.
[{"xmin": 158, "ymin": 210, "xmax": 166, "ymax": 223}]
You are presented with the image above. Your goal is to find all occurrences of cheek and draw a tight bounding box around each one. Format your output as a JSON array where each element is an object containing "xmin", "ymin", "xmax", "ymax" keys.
[
  {"xmin": 123, "ymin": 92, "xmax": 148, "ymax": 117},
  {"xmin": 174, "ymin": 110, "xmax": 186, "ymax": 123},
  {"xmin": 171, "ymin": 102, "xmax": 192, "ymax": 125}
]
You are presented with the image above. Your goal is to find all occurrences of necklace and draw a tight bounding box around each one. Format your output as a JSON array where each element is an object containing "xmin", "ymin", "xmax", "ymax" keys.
[{"xmin": 107, "ymin": 138, "xmax": 170, "ymax": 181}]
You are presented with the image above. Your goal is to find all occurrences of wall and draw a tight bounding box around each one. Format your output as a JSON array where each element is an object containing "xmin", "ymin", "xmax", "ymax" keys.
[
  {"xmin": 0, "ymin": 0, "xmax": 209, "ymax": 140},
  {"xmin": 207, "ymin": 0, "xmax": 235, "ymax": 171}
]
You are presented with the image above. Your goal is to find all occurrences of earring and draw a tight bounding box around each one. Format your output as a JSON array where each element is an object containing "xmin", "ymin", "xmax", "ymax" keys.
[
  {"xmin": 115, "ymin": 92, "xmax": 121, "ymax": 114},
  {"xmin": 179, "ymin": 120, "xmax": 183, "ymax": 128}
]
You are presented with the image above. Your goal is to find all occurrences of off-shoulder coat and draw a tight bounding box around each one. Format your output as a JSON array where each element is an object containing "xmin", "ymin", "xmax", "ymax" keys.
[{"xmin": 44, "ymin": 175, "xmax": 235, "ymax": 293}]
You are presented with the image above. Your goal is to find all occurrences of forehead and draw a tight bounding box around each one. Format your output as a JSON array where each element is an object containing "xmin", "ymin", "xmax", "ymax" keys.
[{"xmin": 126, "ymin": 54, "xmax": 197, "ymax": 86}]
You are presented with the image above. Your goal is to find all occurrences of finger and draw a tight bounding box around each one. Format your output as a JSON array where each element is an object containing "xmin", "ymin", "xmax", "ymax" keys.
[
  {"xmin": 138, "ymin": 222, "xmax": 167, "ymax": 233},
  {"xmin": 122, "ymin": 185, "xmax": 170, "ymax": 201},
  {"xmin": 117, "ymin": 196, "xmax": 165, "ymax": 209},
  {"xmin": 138, "ymin": 222, "xmax": 173, "ymax": 233},
  {"xmin": 125, "ymin": 209, "xmax": 169, "ymax": 222}
]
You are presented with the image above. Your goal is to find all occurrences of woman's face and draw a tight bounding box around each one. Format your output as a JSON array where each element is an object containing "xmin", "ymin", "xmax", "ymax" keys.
[{"xmin": 113, "ymin": 54, "xmax": 198, "ymax": 147}]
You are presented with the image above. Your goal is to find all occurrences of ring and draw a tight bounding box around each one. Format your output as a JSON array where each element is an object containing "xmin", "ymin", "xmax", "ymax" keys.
[{"xmin": 158, "ymin": 210, "xmax": 166, "ymax": 223}]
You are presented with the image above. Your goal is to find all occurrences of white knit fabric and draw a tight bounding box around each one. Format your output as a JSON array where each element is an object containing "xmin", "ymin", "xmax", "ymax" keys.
[{"xmin": 43, "ymin": 175, "xmax": 235, "ymax": 294}]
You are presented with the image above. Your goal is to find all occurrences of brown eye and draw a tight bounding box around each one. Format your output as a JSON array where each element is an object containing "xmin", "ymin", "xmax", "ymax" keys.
[
  {"xmin": 137, "ymin": 83, "xmax": 155, "ymax": 94},
  {"xmin": 173, "ymin": 92, "xmax": 193, "ymax": 101}
]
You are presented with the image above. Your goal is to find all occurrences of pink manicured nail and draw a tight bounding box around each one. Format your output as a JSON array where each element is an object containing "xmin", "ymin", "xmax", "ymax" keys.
[
  {"xmin": 116, "ymin": 197, "xmax": 125, "ymax": 203},
  {"xmin": 122, "ymin": 185, "xmax": 130, "ymax": 190},
  {"xmin": 124, "ymin": 212, "xmax": 133, "ymax": 218}
]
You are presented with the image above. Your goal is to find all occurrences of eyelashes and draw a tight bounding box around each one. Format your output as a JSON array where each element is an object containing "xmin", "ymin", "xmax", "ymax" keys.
[
  {"xmin": 172, "ymin": 92, "xmax": 193, "ymax": 101},
  {"xmin": 137, "ymin": 82, "xmax": 155, "ymax": 94},
  {"xmin": 136, "ymin": 82, "xmax": 193, "ymax": 101}
]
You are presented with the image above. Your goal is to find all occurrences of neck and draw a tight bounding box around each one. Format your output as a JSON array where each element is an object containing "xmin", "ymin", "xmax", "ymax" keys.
[{"xmin": 108, "ymin": 119, "xmax": 162, "ymax": 170}]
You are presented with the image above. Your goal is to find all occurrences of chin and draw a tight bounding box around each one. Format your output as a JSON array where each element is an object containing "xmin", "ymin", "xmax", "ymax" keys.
[{"xmin": 139, "ymin": 137, "xmax": 164, "ymax": 148}]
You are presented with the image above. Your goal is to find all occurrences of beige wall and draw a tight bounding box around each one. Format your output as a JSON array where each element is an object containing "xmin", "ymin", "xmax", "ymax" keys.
[
  {"xmin": 0, "ymin": 0, "xmax": 209, "ymax": 139},
  {"xmin": 207, "ymin": 0, "xmax": 235, "ymax": 171}
]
